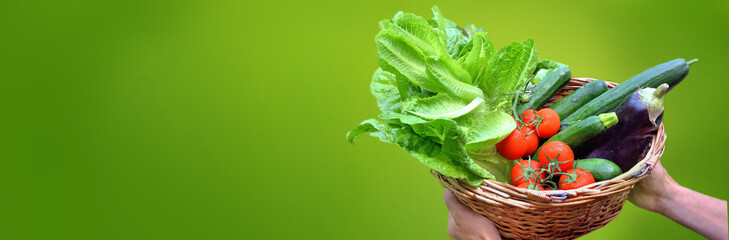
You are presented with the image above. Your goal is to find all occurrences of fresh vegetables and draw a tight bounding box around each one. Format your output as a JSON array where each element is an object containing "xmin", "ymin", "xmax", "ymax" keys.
[
  {"xmin": 510, "ymin": 159, "xmax": 546, "ymax": 186},
  {"xmin": 480, "ymin": 38, "xmax": 539, "ymax": 108},
  {"xmin": 519, "ymin": 109, "xmax": 539, "ymax": 127},
  {"xmin": 520, "ymin": 126, "xmax": 539, "ymax": 157},
  {"xmin": 498, "ymin": 107, "xmax": 562, "ymax": 162},
  {"xmin": 535, "ymin": 113, "xmax": 618, "ymax": 156},
  {"xmin": 537, "ymin": 59, "xmax": 568, "ymax": 70},
  {"xmin": 573, "ymin": 158, "xmax": 622, "ymax": 181},
  {"xmin": 348, "ymin": 6, "xmax": 545, "ymax": 185},
  {"xmin": 534, "ymin": 108, "xmax": 561, "ymax": 138},
  {"xmin": 558, "ymin": 168, "xmax": 596, "ymax": 190},
  {"xmin": 563, "ymin": 59, "xmax": 693, "ymax": 125},
  {"xmin": 508, "ymin": 146, "xmax": 601, "ymax": 190},
  {"xmin": 348, "ymin": 5, "xmax": 694, "ymax": 190},
  {"xmin": 549, "ymin": 80, "xmax": 608, "ymax": 119},
  {"xmin": 517, "ymin": 66, "xmax": 571, "ymax": 114},
  {"xmin": 537, "ymin": 141, "xmax": 574, "ymax": 173},
  {"xmin": 577, "ymin": 84, "xmax": 669, "ymax": 172},
  {"xmin": 531, "ymin": 69, "xmax": 552, "ymax": 86},
  {"xmin": 496, "ymin": 129, "xmax": 527, "ymax": 160}
]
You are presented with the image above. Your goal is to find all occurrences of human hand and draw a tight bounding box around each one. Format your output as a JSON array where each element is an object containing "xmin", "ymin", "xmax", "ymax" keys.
[
  {"xmin": 628, "ymin": 160, "xmax": 728, "ymax": 239},
  {"xmin": 627, "ymin": 160, "xmax": 678, "ymax": 213},
  {"xmin": 443, "ymin": 189, "xmax": 502, "ymax": 240}
]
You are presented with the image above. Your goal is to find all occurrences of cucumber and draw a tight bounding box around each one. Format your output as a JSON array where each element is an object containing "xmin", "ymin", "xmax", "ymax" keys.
[
  {"xmin": 517, "ymin": 66, "xmax": 571, "ymax": 114},
  {"xmin": 573, "ymin": 158, "xmax": 622, "ymax": 181},
  {"xmin": 549, "ymin": 80, "xmax": 608, "ymax": 120},
  {"xmin": 563, "ymin": 58, "xmax": 692, "ymax": 123},
  {"xmin": 533, "ymin": 113, "xmax": 618, "ymax": 159}
]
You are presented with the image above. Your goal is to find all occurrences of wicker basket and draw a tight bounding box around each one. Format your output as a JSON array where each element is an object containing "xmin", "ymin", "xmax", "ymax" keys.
[{"xmin": 434, "ymin": 78, "xmax": 666, "ymax": 240}]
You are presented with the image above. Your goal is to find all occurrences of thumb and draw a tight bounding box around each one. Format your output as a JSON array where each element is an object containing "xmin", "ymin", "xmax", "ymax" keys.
[
  {"xmin": 443, "ymin": 189, "xmax": 503, "ymax": 240},
  {"xmin": 443, "ymin": 189, "xmax": 460, "ymax": 210},
  {"xmin": 443, "ymin": 189, "xmax": 481, "ymax": 222}
]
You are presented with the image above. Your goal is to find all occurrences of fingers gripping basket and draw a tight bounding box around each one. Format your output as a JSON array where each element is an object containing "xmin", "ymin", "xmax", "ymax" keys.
[{"xmin": 434, "ymin": 78, "xmax": 667, "ymax": 240}]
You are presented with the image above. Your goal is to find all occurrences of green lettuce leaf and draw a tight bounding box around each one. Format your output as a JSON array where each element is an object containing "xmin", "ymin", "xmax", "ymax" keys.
[
  {"xmin": 425, "ymin": 55, "xmax": 483, "ymax": 99},
  {"xmin": 429, "ymin": 6, "xmax": 472, "ymax": 58},
  {"xmin": 380, "ymin": 112, "xmax": 452, "ymax": 144},
  {"xmin": 379, "ymin": 111, "xmax": 425, "ymax": 123},
  {"xmin": 370, "ymin": 68, "xmax": 402, "ymax": 113},
  {"xmin": 347, "ymin": 118, "xmax": 489, "ymax": 185},
  {"xmin": 520, "ymin": 39, "xmax": 539, "ymax": 81},
  {"xmin": 353, "ymin": 6, "xmax": 550, "ymax": 185},
  {"xmin": 456, "ymin": 32, "xmax": 495, "ymax": 86},
  {"xmin": 376, "ymin": 31, "xmax": 431, "ymax": 90},
  {"xmin": 444, "ymin": 28, "xmax": 469, "ymax": 58},
  {"xmin": 462, "ymin": 111, "xmax": 516, "ymax": 150},
  {"xmin": 347, "ymin": 118, "xmax": 398, "ymax": 144},
  {"xmin": 380, "ymin": 12, "xmax": 447, "ymax": 56},
  {"xmin": 429, "ymin": 6, "xmax": 458, "ymax": 29},
  {"xmin": 402, "ymin": 93, "xmax": 485, "ymax": 119},
  {"xmin": 467, "ymin": 146, "xmax": 512, "ymax": 183},
  {"xmin": 377, "ymin": 31, "xmax": 480, "ymax": 100},
  {"xmin": 429, "ymin": 6, "xmax": 465, "ymax": 57},
  {"xmin": 537, "ymin": 59, "xmax": 568, "ymax": 70},
  {"xmin": 440, "ymin": 122, "xmax": 494, "ymax": 184},
  {"xmin": 532, "ymin": 59, "xmax": 567, "ymax": 85},
  {"xmin": 376, "ymin": 31, "xmax": 484, "ymax": 101},
  {"xmin": 429, "ymin": 6, "xmax": 450, "ymax": 47},
  {"xmin": 393, "ymin": 74, "xmax": 429, "ymax": 101},
  {"xmin": 480, "ymin": 38, "xmax": 539, "ymax": 109}
]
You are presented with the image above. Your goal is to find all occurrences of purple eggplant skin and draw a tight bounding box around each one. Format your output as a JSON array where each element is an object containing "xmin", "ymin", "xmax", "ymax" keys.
[{"xmin": 576, "ymin": 84, "xmax": 668, "ymax": 172}]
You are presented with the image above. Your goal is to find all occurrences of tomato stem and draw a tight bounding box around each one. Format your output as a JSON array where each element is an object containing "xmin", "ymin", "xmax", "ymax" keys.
[{"xmin": 512, "ymin": 159, "xmax": 542, "ymax": 186}]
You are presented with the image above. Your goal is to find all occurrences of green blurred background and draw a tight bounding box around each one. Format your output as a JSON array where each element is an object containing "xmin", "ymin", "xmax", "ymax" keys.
[{"xmin": 0, "ymin": 0, "xmax": 727, "ymax": 239}]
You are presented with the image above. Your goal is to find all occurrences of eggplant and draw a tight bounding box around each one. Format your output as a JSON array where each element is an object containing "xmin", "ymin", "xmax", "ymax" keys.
[{"xmin": 575, "ymin": 84, "xmax": 668, "ymax": 172}]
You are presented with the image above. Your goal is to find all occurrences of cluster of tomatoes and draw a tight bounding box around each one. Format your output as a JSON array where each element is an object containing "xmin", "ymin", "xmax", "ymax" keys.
[
  {"xmin": 496, "ymin": 108, "xmax": 560, "ymax": 159},
  {"xmin": 497, "ymin": 108, "xmax": 596, "ymax": 190}
]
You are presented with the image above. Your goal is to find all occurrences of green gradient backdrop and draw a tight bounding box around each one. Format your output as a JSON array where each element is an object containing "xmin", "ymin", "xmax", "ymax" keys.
[{"xmin": 0, "ymin": 0, "xmax": 727, "ymax": 239}]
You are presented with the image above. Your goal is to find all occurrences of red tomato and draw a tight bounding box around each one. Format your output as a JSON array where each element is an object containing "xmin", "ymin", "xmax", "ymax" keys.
[
  {"xmin": 559, "ymin": 168, "xmax": 596, "ymax": 190},
  {"xmin": 537, "ymin": 141, "xmax": 574, "ymax": 173},
  {"xmin": 496, "ymin": 129, "xmax": 527, "ymax": 160},
  {"xmin": 536, "ymin": 108, "xmax": 560, "ymax": 138},
  {"xmin": 520, "ymin": 126, "xmax": 539, "ymax": 157},
  {"xmin": 516, "ymin": 182, "xmax": 546, "ymax": 190},
  {"xmin": 520, "ymin": 109, "xmax": 540, "ymax": 127},
  {"xmin": 510, "ymin": 159, "xmax": 546, "ymax": 186}
]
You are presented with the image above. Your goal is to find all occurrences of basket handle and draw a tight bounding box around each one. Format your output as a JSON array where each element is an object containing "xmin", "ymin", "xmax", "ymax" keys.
[
  {"xmin": 546, "ymin": 163, "xmax": 651, "ymax": 200},
  {"xmin": 626, "ymin": 163, "xmax": 650, "ymax": 180},
  {"xmin": 548, "ymin": 191, "xmax": 569, "ymax": 200}
]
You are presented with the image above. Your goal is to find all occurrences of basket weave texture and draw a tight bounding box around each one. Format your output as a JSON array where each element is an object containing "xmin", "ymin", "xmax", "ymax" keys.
[{"xmin": 434, "ymin": 78, "xmax": 667, "ymax": 240}]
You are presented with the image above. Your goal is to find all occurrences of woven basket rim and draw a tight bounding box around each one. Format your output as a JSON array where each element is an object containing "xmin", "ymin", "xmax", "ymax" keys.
[{"xmin": 435, "ymin": 78, "xmax": 666, "ymax": 204}]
